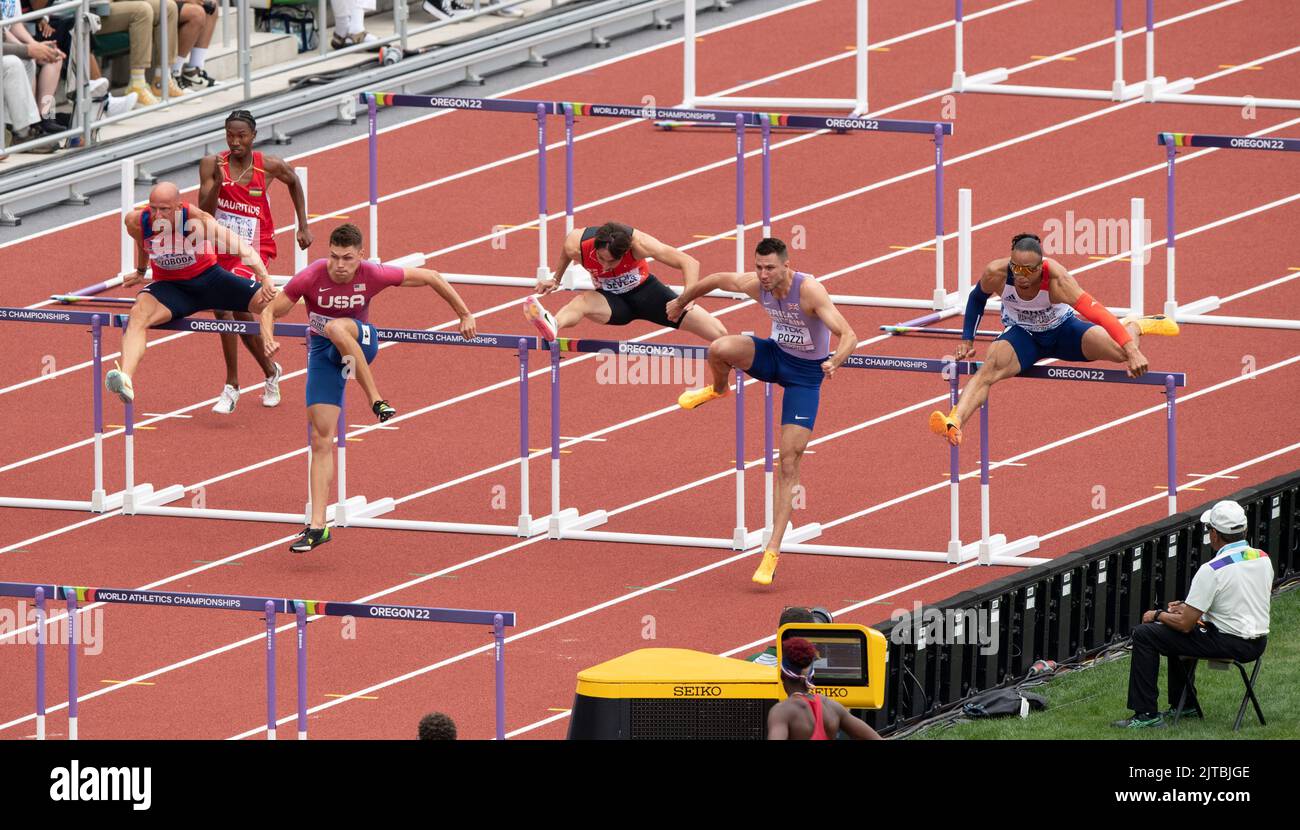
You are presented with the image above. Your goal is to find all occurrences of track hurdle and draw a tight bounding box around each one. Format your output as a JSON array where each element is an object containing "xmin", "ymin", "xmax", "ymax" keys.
[
  {"xmin": 0, "ymin": 309, "xmax": 184, "ymax": 515},
  {"xmin": 107, "ymin": 316, "xmax": 560, "ymax": 537},
  {"xmin": 681, "ymin": 0, "xmax": 870, "ymax": 114},
  {"xmin": 542, "ymin": 337, "xmax": 820, "ymax": 550},
  {"xmin": 1, "ymin": 581, "xmax": 514, "ymax": 740},
  {"xmin": 952, "ymin": 0, "xmax": 1151, "ymax": 103},
  {"xmin": 1139, "ymin": 1, "xmax": 1300, "ymax": 109},
  {"xmin": 1157, "ymin": 131, "xmax": 1300, "ymax": 330},
  {"xmin": 777, "ymin": 356, "xmax": 1185, "ymax": 567}
]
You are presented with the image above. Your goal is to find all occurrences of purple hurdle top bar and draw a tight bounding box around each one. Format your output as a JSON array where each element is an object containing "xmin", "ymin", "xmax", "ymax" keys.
[
  {"xmin": 1158, "ymin": 132, "xmax": 1300, "ymax": 152},
  {"xmin": 493, "ymin": 613, "xmax": 506, "ymax": 740},
  {"xmin": 265, "ymin": 600, "xmax": 276, "ymax": 740},
  {"xmin": 841, "ymin": 354, "xmax": 1186, "ymax": 387},
  {"xmin": 773, "ymin": 113, "xmax": 953, "ymax": 136},
  {"xmin": 296, "ymin": 601, "xmax": 307, "ymax": 740},
  {"xmin": 564, "ymin": 104, "xmax": 575, "ymax": 230},
  {"xmin": 35, "ymin": 586, "xmax": 46, "ymax": 740},
  {"xmin": 555, "ymin": 338, "xmax": 709, "ymax": 360},
  {"xmin": 67, "ymin": 590, "xmax": 78, "ymax": 740}
]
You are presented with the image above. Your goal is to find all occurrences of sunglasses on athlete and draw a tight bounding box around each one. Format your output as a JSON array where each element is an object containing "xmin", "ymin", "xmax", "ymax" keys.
[{"xmin": 1009, "ymin": 260, "xmax": 1043, "ymax": 276}]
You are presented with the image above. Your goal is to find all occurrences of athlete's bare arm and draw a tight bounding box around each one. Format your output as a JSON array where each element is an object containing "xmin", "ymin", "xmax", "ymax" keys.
[
  {"xmin": 122, "ymin": 211, "xmax": 148, "ymax": 286},
  {"xmin": 189, "ymin": 204, "xmax": 272, "ymax": 288},
  {"xmin": 802, "ymin": 277, "xmax": 858, "ymax": 379},
  {"xmin": 197, "ymin": 155, "xmax": 221, "ymax": 215},
  {"xmin": 670, "ymin": 271, "xmax": 759, "ymax": 320},
  {"xmin": 261, "ymin": 291, "xmax": 298, "ymax": 357},
  {"xmin": 399, "ymin": 265, "xmax": 477, "ymax": 340},
  {"xmin": 955, "ymin": 259, "xmax": 1011, "ymax": 361},
  {"xmin": 263, "ymin": 155, "xmax": 313, "ymax": 250},
  {"xmin": 826, "ymin": 699, "xmax": 883, "ymax": 740},
  {"xmin": 631, "ymin": 231, "xmax": 700, "ymax": 292},
  {"xmin": 538, "ymin": 228, "xmax": 583, "ymax": 295}
]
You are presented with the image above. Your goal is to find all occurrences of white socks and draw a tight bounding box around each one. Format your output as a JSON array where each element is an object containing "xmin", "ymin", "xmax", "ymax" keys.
[{"xmin": 188, "ymin": 47, "xmax": 207, "ymax": 69}]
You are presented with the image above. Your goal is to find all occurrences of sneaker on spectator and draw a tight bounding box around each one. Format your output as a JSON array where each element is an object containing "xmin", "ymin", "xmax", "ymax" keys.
[
  {"xmin": 126, "ymin": 80, "xmax": 159, "ymax": 107},
  {"xmin": 86, "ymin": 77, "xmax": 110, "ymax": 99},
  {"xmin": 105, "ymin": 92, "xmax": 138, "ymax": 118},
  {"xmin": 423, "ymin": 0, "xmax": 469, "ymax": 20},
  {"xmin": 179, "ymin": 66, "xmax": 217, "ymax": 88},
  {"xmin": 331, "ymin": 30, "xmax": 378, "ymax": 48},
  {"xmin": 153, "ymin": 75, "xmax": 186, "ymax": 98}
]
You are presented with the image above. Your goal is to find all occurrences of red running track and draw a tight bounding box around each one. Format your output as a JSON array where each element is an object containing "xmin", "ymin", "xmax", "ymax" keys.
[{"xmin": 0, "ymin": 0, "xmax": 1298, "ymax": 739}]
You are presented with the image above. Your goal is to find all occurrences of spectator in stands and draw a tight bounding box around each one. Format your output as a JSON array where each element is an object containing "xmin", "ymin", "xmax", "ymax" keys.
[
  {"xmin": 2, "ymin": 0, "xmax": 63, "ymax": 128},
  {"xmin": 767, "ymin": 637, "xmax": 881, "ymax": 740},
  {"xmin": 744, "ymin": 606, "xmax": 833, "ymax": 666},
  {"xmin": 1113, "ymin": 500, "xmax": 1272, "ymax": 730},
  {"xmin": 1, "ymin": 38, "xmax": 58, "ymax": 151},
  {"xmin": 417, "ymin": 712, "xmax": 457, "ymax": 740},
  {"xmin": 25, "ymin": 0, "xmax": 137, "ymax": 116},
  {"xmin": 172, "ymin": 0, "xmax": 216, "ymax": 88},
  {"xmin": 424, "ymin": 0, "xmax": 523, "ymax": 21},
  {"xmin": 328, "ymin": 0, "xmax": 376, "ymax": 48},
  {"xmin": 97, "ymin": 0, "xmax": 155, "ymax": 105}
]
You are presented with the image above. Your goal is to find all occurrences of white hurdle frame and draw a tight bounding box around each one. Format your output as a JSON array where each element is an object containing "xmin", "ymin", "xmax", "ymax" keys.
[
  {"xmin": 952, "ymin": 0, "xmax": 1153, "ymax": 103},
  {"xmin": 681, "ymin": 0, "xmax": 869, "ymax": 114},
  {"xmin": 779, "ymin": 362, "xmax": 1043, "ymax": 567},
  {"xmin": 544, "ymin": 339, "xmax": 820, "ymax": 550}
]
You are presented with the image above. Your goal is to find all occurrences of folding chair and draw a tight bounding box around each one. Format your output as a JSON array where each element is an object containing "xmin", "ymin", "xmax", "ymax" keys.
[{"xmin": 1172, "ymin": 655, "xmax": 1266, "ymax": 732}]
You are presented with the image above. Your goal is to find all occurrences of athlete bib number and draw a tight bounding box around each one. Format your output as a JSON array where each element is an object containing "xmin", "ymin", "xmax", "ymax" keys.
[
  {"xmin": 308, "ymin": 311, "xmax": 336, "ymax": 337},
  {"xmin": 772, "ymin": 322, "xmax": 815, "ymax": 352},
  {"xmin": 215, "ymin": 209, "xmax": 259, "ymax": 246},
  {"xmin": 597, "ymin": 272, "xmax": 642, "ymax": 294}
]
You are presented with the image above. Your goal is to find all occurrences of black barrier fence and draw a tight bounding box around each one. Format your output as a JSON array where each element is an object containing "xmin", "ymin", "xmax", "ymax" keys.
[{"xmin": 864, "ymin": 469, "xmax": 1300, "ymax": 734}]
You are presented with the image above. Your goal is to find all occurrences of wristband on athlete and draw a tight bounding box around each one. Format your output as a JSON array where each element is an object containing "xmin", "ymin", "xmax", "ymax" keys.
[
  {"xmin": 962, "ymin": 282, "xmax": 991, "ymax": 341},
  {"xmin": 1071, "ymin": 290, "xmax": 1132, "ymax": 347}
]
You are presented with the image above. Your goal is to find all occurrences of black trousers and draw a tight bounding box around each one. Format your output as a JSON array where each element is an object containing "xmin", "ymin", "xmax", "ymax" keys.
[{"xmin": 1126, "ymin": 621, "xmax": 1266, "ymax": 715}]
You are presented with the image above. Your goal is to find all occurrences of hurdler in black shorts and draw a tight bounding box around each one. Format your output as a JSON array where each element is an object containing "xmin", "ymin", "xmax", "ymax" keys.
[{"xmin": 600, "ymin": 274, "xmax": 683, "ymax": 328}]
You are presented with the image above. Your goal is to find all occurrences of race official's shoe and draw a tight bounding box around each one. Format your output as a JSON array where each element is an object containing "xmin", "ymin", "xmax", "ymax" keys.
[
  {"xmin": 929, "ymin": 408, "xmax": 962, "ymax": 446},
  {"xmin": 678, "ymin": 385, "xmax": 729, "ymax": 410},
  {"xmin": 752, "ymin": 550, "xmax": 780, "ymax": 586}
]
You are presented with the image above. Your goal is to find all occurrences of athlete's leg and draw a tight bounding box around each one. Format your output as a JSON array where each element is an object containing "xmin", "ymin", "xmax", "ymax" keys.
[
  {"xmin": 767, "ymin": 422, "xmax": 813, "ymax": 554},
  {"xmin": 555, "ymin": 291, "xmax": 611, "ymax": 329},
  {"xmin": 678, "ymin": 305, "xmax": 728, "ymax": 342},
  {"xmin": 120, "ymin": 292, "xmax": 174, "ymax": 377},
  {"xmin": 953, "ymin": 339, "xmax": 1022, "ymax": 423},
  {"xmin": 322, "ymin": 318, "xmax": 381, "ymax": 405},
  {"xmin": 306, "ymin": 402, "xmax": 338, "ymax": 530},
  {"xmin": 1080, "ymin": 319, "xmax": 1142, "ymax": 363},
  {"xmin": 706, "ymin": 335, "xmax": 755, "ymax": 393},
  {"xmin": 213, "ymin": 310, "xmax": 243, "ymax": 387}
]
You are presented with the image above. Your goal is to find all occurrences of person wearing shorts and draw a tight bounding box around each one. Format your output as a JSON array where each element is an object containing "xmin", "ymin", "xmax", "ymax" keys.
[
  {"xmin": 523, "ymin": 221, "xmax": 728, "ymax": 342},
  {"xmin": 260, "ymin": 223, "xmax": 477, "ymax": 553},
  {"xmin": 673, "ymin": 237, "xmax": 858, "ymax": 586},
  {"xmin": 928, "ymin": 232, "xmax": 1181, "ymax": 446},
  {"xmin": 106, "ymin": 181, "xmax": 276, "ymax": 405},
  {"xmin": 198, "ymin": 109, "xmax": 312, "ymax": 413}
]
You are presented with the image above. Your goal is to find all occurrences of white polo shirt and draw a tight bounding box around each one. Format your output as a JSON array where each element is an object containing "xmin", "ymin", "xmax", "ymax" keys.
[{"xmin": 1183, "ymin": 540, "xmax": 1272, "ymax": 639}]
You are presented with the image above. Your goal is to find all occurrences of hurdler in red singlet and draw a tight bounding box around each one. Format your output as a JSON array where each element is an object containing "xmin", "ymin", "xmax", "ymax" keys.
[
  {"xmin": 106, "ymin": 181, "xmax": 276, "ymax": 406},
  {"xmin": 522, "ymin": 220, "xmax": 728, "ymax": 344},
  {"xmin": 198, "ymin": 109, "xmax": 312, "ymax": 413}
]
